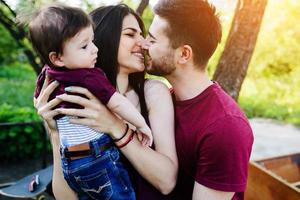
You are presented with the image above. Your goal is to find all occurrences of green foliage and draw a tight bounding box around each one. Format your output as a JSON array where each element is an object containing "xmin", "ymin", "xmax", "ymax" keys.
[
  {"xmin": 0, "ymin": 63, "xmax": 36, "ymax": 107},
  {"xmin": 141, "ymin": 5, "xmax": 154, "ymax": 31},
  {"xmin": 0, "ymin": 103, "xmax": 49, "ymax": 161},
  {"xmin": 0, "ymin": 24, "xmax": 22, "ymax": 65},
  {"xmin": 0, "ymin": 63, "xmax": 46, "ymax": 160},
  {"xmin": 206, "ymin": 0, "xmax": 300, "ymax": 126},
  {"xmin": 237, "ymin": 0, "xmax": 300, "ymax": 126}
]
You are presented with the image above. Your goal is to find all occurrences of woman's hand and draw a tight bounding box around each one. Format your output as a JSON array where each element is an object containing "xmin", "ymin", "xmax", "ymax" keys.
[
  {"xmin": 55, "ymin": 86, "xmax": 126, "ymax": 139},
  {"xmin": 34, "ymin": 76, "xmax": 61, "ymax": 132}
]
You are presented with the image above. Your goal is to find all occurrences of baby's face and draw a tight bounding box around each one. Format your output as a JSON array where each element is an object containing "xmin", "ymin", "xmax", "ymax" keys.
[{"xmin": 60, "ymin": 25, "xmax": 98, "ymax": 69}]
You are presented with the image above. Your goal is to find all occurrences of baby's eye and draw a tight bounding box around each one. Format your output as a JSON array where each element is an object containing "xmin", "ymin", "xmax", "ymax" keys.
[{"xmin": 81, "ymin": 45, "xmax": 87, "ymax": 49}]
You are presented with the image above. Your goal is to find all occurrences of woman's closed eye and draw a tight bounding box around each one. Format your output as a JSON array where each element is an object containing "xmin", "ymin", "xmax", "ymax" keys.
[{"xmin": 125, "ymin": 33, "xmax": 135, "ymax": 37}]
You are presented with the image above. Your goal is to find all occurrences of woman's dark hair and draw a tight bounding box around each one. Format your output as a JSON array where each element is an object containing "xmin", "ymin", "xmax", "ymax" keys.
[{"xmin": 89, "ymin": 4, "xmax": 149, "ymax": 123}]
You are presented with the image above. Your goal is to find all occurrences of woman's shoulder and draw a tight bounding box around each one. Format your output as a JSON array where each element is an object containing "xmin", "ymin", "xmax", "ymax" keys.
[
  {"xmin": 144, "ymin": 79, "xmax": 173, "ymax": 105},
  {"xmin": 144, "ymin": 79, "xmax": 171, "ymax": 93}
]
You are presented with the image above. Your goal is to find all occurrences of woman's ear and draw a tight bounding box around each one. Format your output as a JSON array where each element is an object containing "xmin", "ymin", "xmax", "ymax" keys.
[
  {"xmin": 49, "ymin": 52, "xmax": 64, "ymax": 67},
  {"xmin": 177, "ymin": 45, "xmax": 193, "ymax": 65}
]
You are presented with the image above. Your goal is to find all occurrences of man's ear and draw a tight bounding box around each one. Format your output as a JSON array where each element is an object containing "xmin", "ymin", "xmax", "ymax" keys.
[
  {"xmin": 177, "ymin": 45, "xmax": 193, "ymax": 65},
  {"xmin": 49, "ymin": 52, "xmax": 64, "ymax": 67}
]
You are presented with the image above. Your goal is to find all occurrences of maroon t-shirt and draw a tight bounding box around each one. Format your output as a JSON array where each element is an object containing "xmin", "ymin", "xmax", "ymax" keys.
[
  {"xmin": 172, "ymin": 83, "xmax": 253, "ymax": 200},
  {"xmin": 34, "ymin": 65, "xmax": 116, "ymax": 112}
]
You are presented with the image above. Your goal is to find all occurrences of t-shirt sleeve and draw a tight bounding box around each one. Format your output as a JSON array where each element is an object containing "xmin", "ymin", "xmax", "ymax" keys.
[
  {"xmin": 34, "ymin": 66, "xmax": 47, "ymax": 98},
  {"xmin": 195, "ymin": 116, "xmax": 253, "ymax": 192},
  {"xmin": 83, "ymin": 69, "xmax": 116, "ymax": 105}
]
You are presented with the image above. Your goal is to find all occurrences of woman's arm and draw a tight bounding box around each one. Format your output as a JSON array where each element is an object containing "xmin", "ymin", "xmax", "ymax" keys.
[
  {"xmin": 50, "ymin": 129, "xmax": 78, "ymax": 200},
  {"xmin": 34, "ymin": 79, "xmax": 78, "ymax": 200},
  {"xmin": 120, "ymin": 79, "xmax": 178, "ymax": 194},
  {"xmin": 56, "ymin": 80, "xmax": 178, "ymax": 194}
]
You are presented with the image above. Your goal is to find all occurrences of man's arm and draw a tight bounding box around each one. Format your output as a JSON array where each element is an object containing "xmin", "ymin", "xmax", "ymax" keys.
[{"xmin": 192, "ymin": 181, "xmax": 234, "ymax": 200}]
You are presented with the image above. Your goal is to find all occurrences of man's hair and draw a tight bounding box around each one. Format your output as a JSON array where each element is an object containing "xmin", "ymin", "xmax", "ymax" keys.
[
  {"xmin": 25, "ymin": 3, "xmax": 92, "ymax": 66},
  {"xmin": 154, "ymin": 0, "xmax": 222, "ymax": 68}
]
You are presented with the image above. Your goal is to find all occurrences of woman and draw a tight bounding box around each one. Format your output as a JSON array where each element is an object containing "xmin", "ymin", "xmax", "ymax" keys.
[{"xmin": 34, "ymin": 4, "xmax": 177, "ymax": 200}]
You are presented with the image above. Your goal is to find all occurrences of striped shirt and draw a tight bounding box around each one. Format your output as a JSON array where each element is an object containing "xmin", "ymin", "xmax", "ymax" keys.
[{"xmin": 57, "ymin": 116, "xmax": 104, "ymax": 147}]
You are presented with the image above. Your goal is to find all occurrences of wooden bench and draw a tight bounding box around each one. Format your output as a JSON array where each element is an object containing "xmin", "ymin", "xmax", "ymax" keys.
[{"xmin": 245, "ymin": 153, "xmax": 300, "ymax": 200}]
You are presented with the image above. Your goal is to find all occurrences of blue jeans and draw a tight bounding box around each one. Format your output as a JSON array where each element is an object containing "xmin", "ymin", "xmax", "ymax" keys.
[{"xmin": 61, "ymin": 135, "xmax": 136, "ymax": 200}]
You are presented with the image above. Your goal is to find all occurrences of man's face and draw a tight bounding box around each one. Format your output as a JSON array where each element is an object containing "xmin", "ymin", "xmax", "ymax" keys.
[{"xmin": 145, "ymin": 16, "xmax": 176, "ymax": 76}]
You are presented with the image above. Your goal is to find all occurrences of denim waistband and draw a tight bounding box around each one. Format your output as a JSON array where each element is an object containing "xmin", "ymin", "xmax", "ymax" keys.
[{"xmin": 60, "ymin": 134, "xmax": 113, "ymax": 160}]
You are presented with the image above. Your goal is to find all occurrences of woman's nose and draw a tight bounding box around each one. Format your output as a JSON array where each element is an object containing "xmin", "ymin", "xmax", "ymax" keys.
[
  {"xmin": 141, "ymin": 39, "xmax": 150, "ymax": 50},
  {"xmin": 136, "ymin": 35, "xmax": 146, "ymax": 46}
]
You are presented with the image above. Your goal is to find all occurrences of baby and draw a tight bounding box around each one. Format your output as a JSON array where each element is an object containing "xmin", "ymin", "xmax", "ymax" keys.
[{"xmin": 20, "ymin": 3, "xmax": 152, "ymax": 199}]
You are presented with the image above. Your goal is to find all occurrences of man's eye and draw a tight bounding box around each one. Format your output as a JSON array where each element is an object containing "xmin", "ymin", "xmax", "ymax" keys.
[{"xmin": 148, "ymin": 39, "xmax": 155, "ymax": 44}]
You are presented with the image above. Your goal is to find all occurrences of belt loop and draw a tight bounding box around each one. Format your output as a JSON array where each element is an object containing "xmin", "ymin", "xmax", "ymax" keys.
[
  {"xmin": 90, "ymin": 140, "xmax": 100, "ymax": 158},
  {"xmin": 60, "ymin": 147, "xmax": 69, "ymax": 164},
  {"xmin": 59, "ymin": 147, "xmax": 63, "ymax": 157},
  {"xmin": 60, "ymin": 147, "xmax": 66, "ymax": 158}
]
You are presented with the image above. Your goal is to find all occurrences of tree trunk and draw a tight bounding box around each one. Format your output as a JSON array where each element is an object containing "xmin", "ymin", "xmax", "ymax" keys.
[
  {"xmin": 213, "ymin": 0, "xmax": 268, "ymax": 101},
  {"xmin": 136, "ymin": 0, "xmax": 149, "ymax": 16},
  {"xmin": 0, "ymin": 0, "xmax": 41, "ymax": 75}
]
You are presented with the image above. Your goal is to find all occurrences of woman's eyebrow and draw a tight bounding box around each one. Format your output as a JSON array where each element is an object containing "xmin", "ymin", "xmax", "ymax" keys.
[{"xmin": 122, "ymin": 27, "xmax": 138, "ymax": 32}]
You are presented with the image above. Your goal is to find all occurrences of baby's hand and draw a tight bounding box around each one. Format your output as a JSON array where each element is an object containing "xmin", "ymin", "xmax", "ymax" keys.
[{"xmin": 137, "ymin": 126, "xmax": 153, "ymax": 147}]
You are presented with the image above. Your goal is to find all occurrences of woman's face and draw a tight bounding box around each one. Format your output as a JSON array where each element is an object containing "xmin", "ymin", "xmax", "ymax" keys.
[{"xmin": 118, "ymin": 14, "xmax": 145, "ymax": 74}]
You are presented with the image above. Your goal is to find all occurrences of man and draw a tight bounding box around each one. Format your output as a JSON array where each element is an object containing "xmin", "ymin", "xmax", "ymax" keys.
[{"xmin": 144, "ymin": 0, "xmax": 254, "ymax": 199}]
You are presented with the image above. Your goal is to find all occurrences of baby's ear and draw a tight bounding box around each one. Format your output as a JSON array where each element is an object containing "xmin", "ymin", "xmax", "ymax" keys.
[{"xmin": 49, "ymin": 52, "xmax": 64, "ymax": 67}]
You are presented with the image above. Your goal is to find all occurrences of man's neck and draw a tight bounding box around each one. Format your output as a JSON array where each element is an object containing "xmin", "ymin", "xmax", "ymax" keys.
[{"xmin": 166, "ymin": 68, "xmax": 213, "ymax": 101}]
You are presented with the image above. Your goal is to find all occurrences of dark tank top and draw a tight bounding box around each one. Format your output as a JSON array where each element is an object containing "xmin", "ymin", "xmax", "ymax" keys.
[{"xmin": 120, "ymin": 150, "xmax": 172, "ymax": 200}]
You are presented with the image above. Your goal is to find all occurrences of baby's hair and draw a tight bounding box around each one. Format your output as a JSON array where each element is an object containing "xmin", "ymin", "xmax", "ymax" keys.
[{"xmin": 17, "ymin": 2, "xmax": 93, "ymax": 67}]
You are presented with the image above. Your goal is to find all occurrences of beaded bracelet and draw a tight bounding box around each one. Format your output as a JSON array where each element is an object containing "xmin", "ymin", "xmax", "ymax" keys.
[
  {"xmin": 116, "ymin": 129, "xmax": 135, "ymax": 148},
  {"xmin": 113, "ymin": 123, "xmax": 129, "ymax": 142}
]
